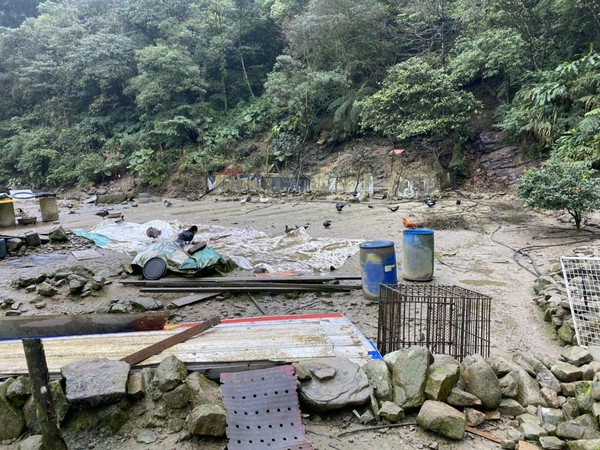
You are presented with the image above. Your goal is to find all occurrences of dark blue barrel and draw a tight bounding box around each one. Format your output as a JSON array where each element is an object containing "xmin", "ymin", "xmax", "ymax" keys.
[
  {"xmin": 402, "ymin": 229, "xmax": 434, "ymax": 281},
  {"xmin": 0, "ymin": 238, "xmax": 5, "ymax": 258},
  {"xmin": 359, "ymin": 240, "xmax": 398, "ymax": 300}
]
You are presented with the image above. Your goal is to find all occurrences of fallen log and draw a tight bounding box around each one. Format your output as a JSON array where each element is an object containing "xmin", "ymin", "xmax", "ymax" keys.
[{"xmin": 0, "ymin": 312, "xmax": 170, "ymax": 340}]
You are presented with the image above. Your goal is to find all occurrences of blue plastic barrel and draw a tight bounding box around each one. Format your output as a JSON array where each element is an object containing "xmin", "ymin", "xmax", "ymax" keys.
[
  {"xmin": 359, "ymin": 240, "xmax": 398, "ymax": 300},
  {"xmin": 402, "ymin": 229, "xmax": 434, "ymax": 281},
  {"xmin": 0, "ymin": 238, "xmax": 6, "ymax": 258}
]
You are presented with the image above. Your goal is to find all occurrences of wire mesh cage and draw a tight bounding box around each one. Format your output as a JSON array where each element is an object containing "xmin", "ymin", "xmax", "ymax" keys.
[
  {"xmin": 378, "ymin": 284, "xmax": 491, "ymax": 361},
  {"xmin": 561, "ymin": 256, "xmax": 600, "ymax": 347}
]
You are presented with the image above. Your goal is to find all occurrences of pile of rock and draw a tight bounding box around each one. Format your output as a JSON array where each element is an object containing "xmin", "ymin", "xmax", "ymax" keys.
[
  {"xmin": 533, "ymin": 246, "xmax": 598, "ymax": 346},
  {"xmin": 2, "ymin": 226, "xmax": 93, "ymax": 258},
  {"xmin": 2, "ymin": 265, "xmax": 114, "ymax": 315},
  {"xmin": 4, "ymin": 344, "xmax": 600, "ymax": 449}
]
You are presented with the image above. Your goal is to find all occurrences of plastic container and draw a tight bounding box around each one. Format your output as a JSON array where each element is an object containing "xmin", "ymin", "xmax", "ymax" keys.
[
  {"xmin": 402, "ymin": 229, "xmax": 434, "ymax": 281},
  {"xmin": 359, "ymin": 240, "xmax": 398, "ymax": 300},
  {"xmin": 0, "ymin": 238, "xmax": 6, "ymax": 258},
  {"xmin": 143, "ymin": 257, "xmax": 168, "ymax": 280},
  {"xmin": 39, "ymin": 196, "xmax": 59, "ymax": 222}
]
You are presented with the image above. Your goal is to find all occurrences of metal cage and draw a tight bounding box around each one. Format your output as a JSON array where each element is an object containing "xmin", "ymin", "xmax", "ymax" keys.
[
  {"xmin": 561, "ymin": 256, "xmax": 600, "ymax": 347},
  {"xmin": 378, "ymin": 284, "xmax": 491, "ymax": 361}
]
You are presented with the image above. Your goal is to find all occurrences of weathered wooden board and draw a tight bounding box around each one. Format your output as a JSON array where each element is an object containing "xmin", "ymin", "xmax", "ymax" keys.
[
  {"xmin": 0, "ymin": 312, "xmax": 170, "ymax": 340},
  {"xmin": 0, "ymin": 314, "xmax": 376, "ymax": 377}
]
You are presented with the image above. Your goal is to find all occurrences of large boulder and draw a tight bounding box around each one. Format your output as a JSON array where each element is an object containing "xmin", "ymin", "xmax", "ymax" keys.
[
  {"xmin": 513, "ymin": 367, "xmax": 547, "ymax": 407},
  {"xmin": 186, "ymin": 404, "xmax": 227, "ymax": 437},
  {"xmin": 61, "ymin": 358, "xmax": 130, "ymax": 408},
  {"xmin": 185, "ymin": 372, "xmax": 223, "ymax": 407},
  {"xmin": 0, "ymin": 379, "xmax": 25, "ymax": 440},
  {"xmin": 154, "ymin": 355, "xmax": 188, "ymax": 392},
  {"xmin": 391, "ymin": 346, "xmax": 433, "ymax": 409},
  {"xmin": 425, "ymin": 362, "xmax": 460, "ymax": 402},
  {"xmin": 362, "ymin": 359, "xmax": 393, "ymax": 402},
  {"xmin": 295, "ymin": 358, "xmax": 371, "ymax": 412},
  {"xmin": 463, "ymin": 361, "xmax": 502, "ymax": 410},
  {"xmin": 416, "ymin": 400, "xmax": 465, "ymax": 440}
]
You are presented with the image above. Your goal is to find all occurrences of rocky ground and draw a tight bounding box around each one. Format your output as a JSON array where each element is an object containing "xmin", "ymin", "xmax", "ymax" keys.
[{"xmin": 1, "ymin": 190, "xmax": 599, "ymax": 449}]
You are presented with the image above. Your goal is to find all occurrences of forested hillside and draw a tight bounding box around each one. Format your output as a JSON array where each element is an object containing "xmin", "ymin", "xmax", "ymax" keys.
[{"xmin": 0, "ymin": 0, "xmax": 598, "ymax": 191}]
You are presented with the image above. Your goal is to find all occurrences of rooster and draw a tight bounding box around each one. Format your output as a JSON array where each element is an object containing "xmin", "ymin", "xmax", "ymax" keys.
[{"xmin": 402, "ymin": 217, "xmax": 425, "ymax": 229}]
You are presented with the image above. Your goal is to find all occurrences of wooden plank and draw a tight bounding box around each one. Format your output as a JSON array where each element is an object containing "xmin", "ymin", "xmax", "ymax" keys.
[
  {"xmin": 465, "ymin": 426, "xmax": 503, "ymax": 443},
  {"xmin": 121, "ymin": 317, "xmax": 220, "ymax": 366},
  {"xmin": 120, "ymin": 274, "xmax": 361, "ymax": 286},
  {"xmin": 0, "ymin": 312, "xmax": 170, "ymax": 340},
  {"xmin": 171, "ymin": 292, "xmax": 222, "ymax": 308},
  {"xmin": 140, "ymin": 283, "xmax": 361, "ymax": 293}
]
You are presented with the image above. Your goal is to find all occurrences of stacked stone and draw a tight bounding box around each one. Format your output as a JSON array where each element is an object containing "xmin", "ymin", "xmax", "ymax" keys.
[{"xmin": 533, "ymin": 246, "xmax": 599, "ymax": 346}]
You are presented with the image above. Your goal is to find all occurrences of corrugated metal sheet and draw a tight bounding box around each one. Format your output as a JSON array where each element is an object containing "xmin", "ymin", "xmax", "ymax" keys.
[{"xmin": 0, "ymin": 314, "xmax": 375, "ymax": 376}]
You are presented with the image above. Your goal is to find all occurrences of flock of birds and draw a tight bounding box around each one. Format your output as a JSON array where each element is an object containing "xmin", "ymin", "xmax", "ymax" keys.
[
  {"xmin": 280, "ymin": 197, "xmax": 462, "ymax": 234},
  {"xmin": 89, "ymin": 194, "xmax": 460, "ymax": 237}
]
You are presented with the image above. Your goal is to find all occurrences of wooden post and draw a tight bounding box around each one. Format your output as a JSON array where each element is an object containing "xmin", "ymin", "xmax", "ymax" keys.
[{"xmin": 22, "ymin": 338, "xmax": 67, "ymax": 450}]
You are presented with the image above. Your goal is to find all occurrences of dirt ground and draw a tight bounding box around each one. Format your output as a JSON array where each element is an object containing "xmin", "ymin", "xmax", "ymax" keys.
[{"xmin": 1, "ymin": 191, "xmax": 598, "ymax": 450}]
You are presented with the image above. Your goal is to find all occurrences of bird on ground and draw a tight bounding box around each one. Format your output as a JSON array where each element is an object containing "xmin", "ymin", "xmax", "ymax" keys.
[
  {"xmin": 368, "ymin": 205, "xmax": 374, "ymax": 209},
  {"xmin": 284, "ymin": 225, "xmax": 296, "ymax": 233},
  {"xmin": 323, "ymin": 220, "xmax": 332, "ymax": 229},
  {"xmin": 402, "ymin": 217, "xmax": 425, "ymax": 229},
  {"xmin": 259, "ymin": 195, "xmax": 270, "ymax": 203},
  {"xmin": 65, "ymin": 202, "xmax": 73, "ymax": 209},
  {"xmin": 388, "ymin": 205, "xmax": 399, "ymax": 212},
  {"xmin": 456, "ymin": 199, "xmax": 462, "ymax": 206},
  {"xmin": 17, "ymin": 208, "xmax": 30, "ymax": 219},
  {"xmin": 95, "ymin": 209, "xmax": 109, "ymax": 218},
  {"xmin": 335, "ymin": 202, "xmax": 348, "ymax": 213},
  {"xmin": 163, "ymin": 199, "xmax": 173, "ymax": 207},
  {"xmin": 175, "ymin": 225, "xmax": 198, "ymax": 246},
  {"xmin": 424, "ymin": 198, "xmax": 437, "ymax": 207},
  {"xmin": 146, "ymin": 227, "xmax": 161, "ymax": 239},
  {"xmin": 114, "ymin": 215, "xmax": 124, "ymax": 223}
]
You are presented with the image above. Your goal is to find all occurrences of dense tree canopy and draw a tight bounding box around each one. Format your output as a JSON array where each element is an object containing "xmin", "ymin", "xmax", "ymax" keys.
[{"xmin": 0, "ymin": 0, "xmax": 598, "ymax": 189}]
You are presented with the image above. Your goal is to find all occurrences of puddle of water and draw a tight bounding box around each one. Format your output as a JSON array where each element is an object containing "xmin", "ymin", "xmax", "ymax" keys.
[{"xmin": 459, "ymin": 279, "xmax": 507, "ymax": 287}]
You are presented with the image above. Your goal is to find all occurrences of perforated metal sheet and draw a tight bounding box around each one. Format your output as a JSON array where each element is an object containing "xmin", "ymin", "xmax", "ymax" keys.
[{"xmin": 221, "ymin": 365, "xmax": 312, "ymax": 450}]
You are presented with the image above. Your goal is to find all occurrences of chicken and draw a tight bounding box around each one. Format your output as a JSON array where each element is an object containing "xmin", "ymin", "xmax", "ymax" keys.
[
  {"xmin": 17, "ymin": 208, "xmax": 30, "ymax": 219},
  {"xmin": 402, "ymin": 217, "xmax": 425, "ymax": 229},
  {"xmin": 146, "ymin": 227, "xmax": 161, "ymax": 239}
]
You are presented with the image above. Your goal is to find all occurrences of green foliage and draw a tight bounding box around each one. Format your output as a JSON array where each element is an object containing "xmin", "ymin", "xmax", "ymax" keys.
[
  {"xmin": 327, "ymin": 84, "xmax": 377, "ymax": 142},
  {"xmin": 516, "ymin": 160, "xmax": 600, "ymax": 230},
  {"xmin": 263, "ymin": 55, "xmax": 348, "ymax": 138},
  {"xmin": 359, "ymin": 57, "xmax": 481, "ymax": 142},
  {"xmin": 127, "ymin": 148, "xmax": 169, "ymax": 187},
  {"xmin": 16, "ymin": 148, "xmax": 58, "ymax": 187},
  {"xmin": 125, "ymin": 44, "xmax": 207, "ymax": 115},
  {"xmin": 180, "ymin": 147, "xmax": 228, "ymax": 173},
  {"xmin": 499, "ymin": 52, "xmax": 600, "ymax": 160}
]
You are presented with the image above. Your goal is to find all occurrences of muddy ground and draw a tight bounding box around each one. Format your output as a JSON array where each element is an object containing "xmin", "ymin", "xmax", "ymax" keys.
[{"xmin": 1, "ymin": 191, "xmax": 598, "ymax": 449}]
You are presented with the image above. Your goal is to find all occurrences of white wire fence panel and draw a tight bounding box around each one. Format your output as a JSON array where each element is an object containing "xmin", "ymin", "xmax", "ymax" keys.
[{"xmin": 561, "ymin": 256, "xmax": 600, "ymax": 347}]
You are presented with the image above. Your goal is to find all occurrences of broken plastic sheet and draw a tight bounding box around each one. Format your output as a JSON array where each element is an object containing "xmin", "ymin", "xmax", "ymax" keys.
[
  {"xmin": 73, "ymin": 219, "xmax": 179, "ymax": 254},
  {"xmin": 203, "ymin": 225, "xmax": 362, "ymax": 273},
  {"xmin": 130, "ymin": 240, "xmax": 229, "ymax": 274},
  {"xmin": 74, "ymin": 219, "xmax": 362, "ymax": 274}
]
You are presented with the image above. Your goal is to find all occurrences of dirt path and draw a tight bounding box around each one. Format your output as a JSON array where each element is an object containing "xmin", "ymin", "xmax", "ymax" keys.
[{"xmin": 2, "ymin": 193, "xmax": 597, "ymax": 449}]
